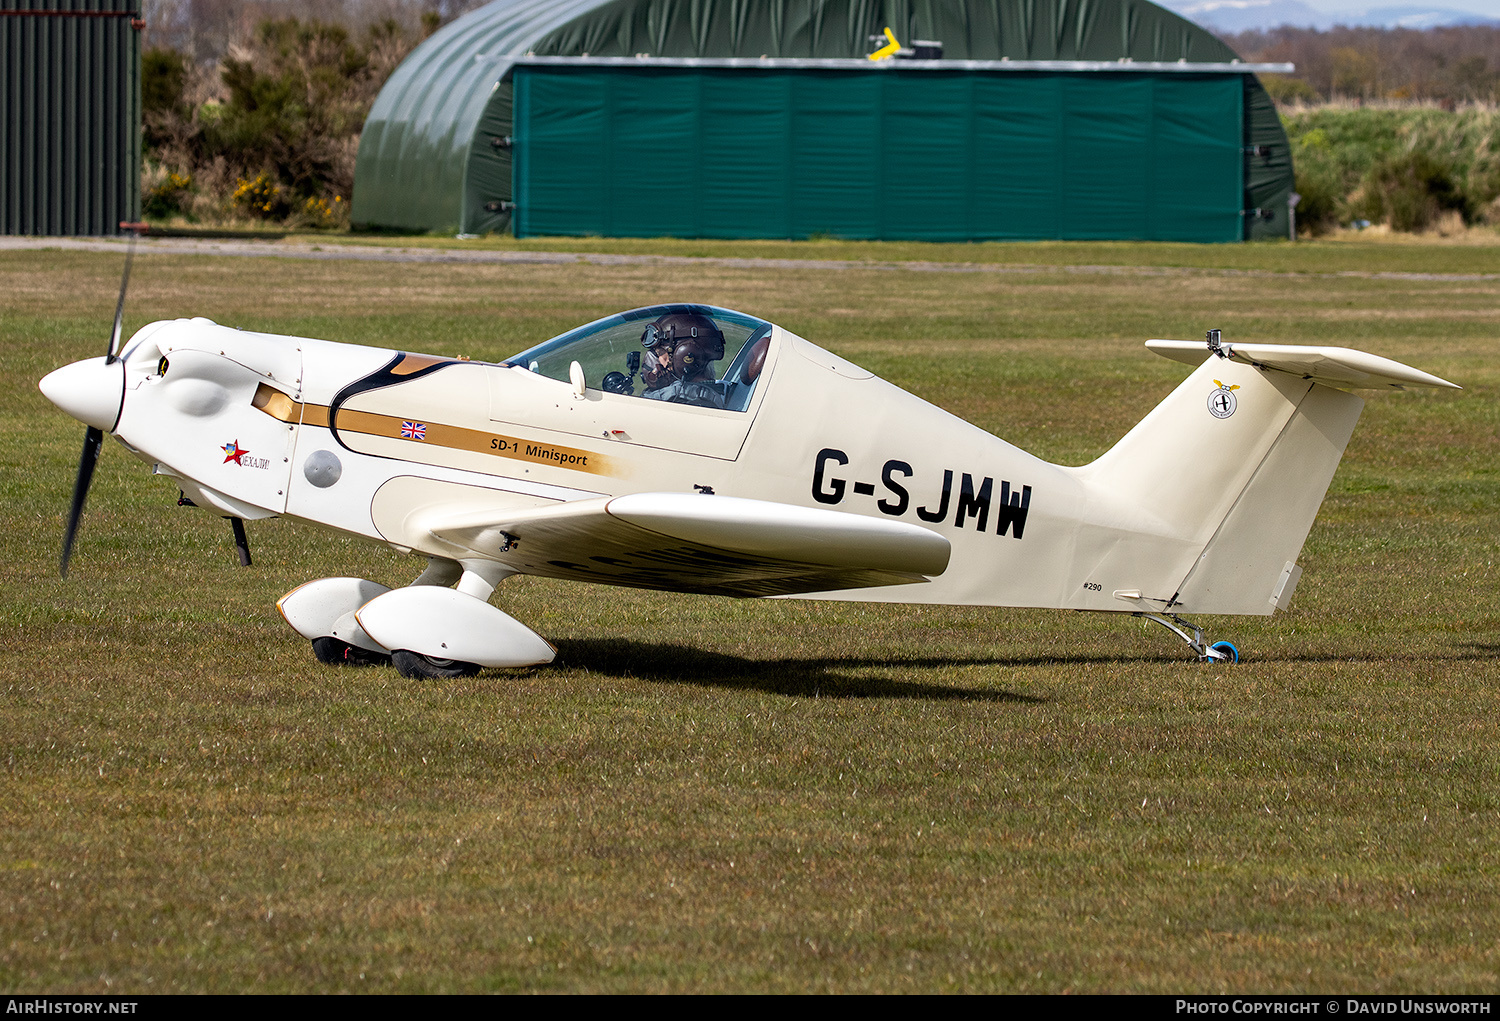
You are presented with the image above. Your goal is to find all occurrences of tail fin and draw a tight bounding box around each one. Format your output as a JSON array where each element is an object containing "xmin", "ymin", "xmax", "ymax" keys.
[{"xmin": 1071, "ymin": 338, "xmax": 1457, "ymax": 616}]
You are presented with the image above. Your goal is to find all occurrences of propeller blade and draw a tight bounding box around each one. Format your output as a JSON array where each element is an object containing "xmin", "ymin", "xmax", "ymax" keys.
[
  {"xmin": 105, "ymin": 230, "xmax": 138, "ymax": 363},
  {"xmin": 60, "ymin": 426, "xmax": 104, "ymax": 579},
  {"xmin": 61, "ymin": 228, "xmax": 140, "ymax": 576}
]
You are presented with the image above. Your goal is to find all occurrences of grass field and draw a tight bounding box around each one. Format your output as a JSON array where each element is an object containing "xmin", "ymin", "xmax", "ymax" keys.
[
  {"xmin": 287, "ymin": 228, "xmax": 1500, "ymax": 275},
  {"xmin": 1, "ymin": 237, "xmax": 1497, "ymax": 993}
]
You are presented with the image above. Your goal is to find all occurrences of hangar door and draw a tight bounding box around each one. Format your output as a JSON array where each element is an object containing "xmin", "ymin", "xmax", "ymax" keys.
[{"xmin": 512, "ymin": 66, "xmax": 1245, "ymax": 243}]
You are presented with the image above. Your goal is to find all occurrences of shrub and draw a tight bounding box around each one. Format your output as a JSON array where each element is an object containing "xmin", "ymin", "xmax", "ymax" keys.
[
  {"xmin": 139, "ymin": 15, "xmax": 436, "ymax": 228},
  {"xmin": 1356, "ymin": 150, "xmax": 1464, "ymax": 232},
  {"xmin": 231, "ymin": 172, "xmax": 291, "ymax": 221},
  {"xmin": 1261, "ymin": 75, "xmax": 1322, "ymax": 106},
  {"xmin": 142, "ymin": 164, "xmax": 193, "ymax": 219},
  {"xmin": 1281, "ymin": 106, "xmax": 1500, "ymax": 232},
  {"xmin": 295, "ymin": 193, "xmax": 349, "ymax": 230},
  {"xmin": 1290, "ymin": 129, "xmax": 1346, "ymax": 233},
  {"xmin": 142, "ymin": 48, "xmax": 189, "ymax": 126}
]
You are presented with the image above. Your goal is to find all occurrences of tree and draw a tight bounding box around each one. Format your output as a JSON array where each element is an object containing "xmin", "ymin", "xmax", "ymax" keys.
[{"xmin": 140, "ymin": 11, "xmax": 440, "ymax": 225}]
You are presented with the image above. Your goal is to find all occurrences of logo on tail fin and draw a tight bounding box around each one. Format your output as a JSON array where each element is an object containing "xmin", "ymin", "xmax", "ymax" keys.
[{"xmin": 1208, "ymin": 380, "xmax": 1240, "ymax": 419}]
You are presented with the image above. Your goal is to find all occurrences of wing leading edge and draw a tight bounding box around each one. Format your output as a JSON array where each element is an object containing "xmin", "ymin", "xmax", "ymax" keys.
[{"xmin": 420, "ymin": 492, "xmax": 953, "ymax": 598}]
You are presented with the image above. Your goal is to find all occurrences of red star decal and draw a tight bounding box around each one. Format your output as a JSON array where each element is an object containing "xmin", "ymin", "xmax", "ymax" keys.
[{"xmin": 222, "ymin": 440, "xmax": 250, "ymax": 465}]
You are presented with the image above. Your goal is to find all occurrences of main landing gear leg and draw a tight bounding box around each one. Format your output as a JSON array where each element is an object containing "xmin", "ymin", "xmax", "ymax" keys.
[
  {"xmin": 411, "ymin": 555, "xmax": 463, "ymax": 587},
  {"xmin": 1133, "ymin": 612, "xmax": 1240, "ymax": 664}
]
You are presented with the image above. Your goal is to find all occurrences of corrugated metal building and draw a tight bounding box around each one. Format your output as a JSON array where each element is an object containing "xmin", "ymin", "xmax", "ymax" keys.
[
  {"xmin": 1, "ymin": 0, "xmax": 141, "ymax": 235},
  {"xmin": 353, "ymin": 0, "xmax": 1295, "ymax": 242}
]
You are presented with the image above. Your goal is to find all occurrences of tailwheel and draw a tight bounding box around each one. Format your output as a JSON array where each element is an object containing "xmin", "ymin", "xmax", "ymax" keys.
[
  {"xmin": 1133, "ymin": 612, "xmax": 1242, "ymax": 663},
  {"xmin": 1208, "ymin": 640, "xmax": 1240, "ymax": 664},
  {"xmin": 311, "ymin": 636, "xmax": 390, "ymax": 668},
  {"xmin": 391, "ymin": 649, "xmax": 481, "ymax": 680}
]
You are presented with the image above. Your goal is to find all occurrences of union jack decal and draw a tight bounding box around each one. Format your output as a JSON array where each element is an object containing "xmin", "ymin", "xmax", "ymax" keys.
[{"xmin": 400, "ymin": 421, "xmax": 427, "ymax": 440}]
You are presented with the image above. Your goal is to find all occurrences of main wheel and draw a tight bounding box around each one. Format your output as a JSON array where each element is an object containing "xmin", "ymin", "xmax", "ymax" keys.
[
  {"xmin": 311, "ymin": 636, "xmax": 390, "ymax": 667},
  {"xmin": 1209, "ymin": 640, "xmax": 1241, "ymax": 664},
  {"xmin": 391, "ymin": 649, "xmax": 481, "ymax": 680}
]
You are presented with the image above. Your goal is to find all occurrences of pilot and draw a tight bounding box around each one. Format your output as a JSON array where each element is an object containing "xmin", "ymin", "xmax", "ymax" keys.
[{"xmin": 637, "ymin": 312, "xmax": 729, "ymax": 409}]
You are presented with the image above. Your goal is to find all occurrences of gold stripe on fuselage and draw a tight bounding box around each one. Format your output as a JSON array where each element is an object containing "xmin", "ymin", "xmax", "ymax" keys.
[
  {"xmin": 251, "ymin": 383, "xmax": 615, "ymax": 475},
  {"xmin": 252, "ymin": 384, "xmax": 326, "ymax": 427}
]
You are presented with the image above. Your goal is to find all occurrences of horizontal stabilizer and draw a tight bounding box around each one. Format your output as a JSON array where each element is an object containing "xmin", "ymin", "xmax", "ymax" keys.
[
  {"xmin": 1147, "ymin": 339, "xmax": 1459, "ymax": 391},
  {"xmin": 419, "ymin": 492, "xmax": 952, "ymax": 598}
]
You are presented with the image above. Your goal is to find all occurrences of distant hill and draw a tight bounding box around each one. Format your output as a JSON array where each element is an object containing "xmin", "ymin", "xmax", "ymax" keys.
[{"xmin": 1156, "ymin": 1, "xmax": 1499, "ymax": 31}]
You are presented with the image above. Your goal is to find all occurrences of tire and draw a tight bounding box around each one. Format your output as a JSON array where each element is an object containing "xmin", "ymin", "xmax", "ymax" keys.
[
  {"xmin": 1209, "ymin": 640, "xmax": 1241, "ymax": 664},
  {"xmin": 311, "ymin": 636, "xmax": 390, "ymax": 668},
  {"xmin": 391, "ymin": 649, "xmax": 481, "ymax": 680}
]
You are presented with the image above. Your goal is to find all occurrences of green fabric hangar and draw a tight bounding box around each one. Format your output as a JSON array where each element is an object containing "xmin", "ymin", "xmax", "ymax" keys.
[{"xmin": 353, "ymin": 0, "xmax": 1295, "ymax": 243}]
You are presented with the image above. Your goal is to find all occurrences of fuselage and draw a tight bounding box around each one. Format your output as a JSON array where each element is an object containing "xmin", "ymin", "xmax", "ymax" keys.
[{"xmin": 42, "ymin": 307, "xmax": 1315, "ymax": 616}]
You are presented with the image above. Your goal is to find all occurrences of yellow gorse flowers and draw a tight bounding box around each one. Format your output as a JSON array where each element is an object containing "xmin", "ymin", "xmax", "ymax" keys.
[{"xmin": 232, "ymin": 172, "xmax": 284, "ymax": 216}]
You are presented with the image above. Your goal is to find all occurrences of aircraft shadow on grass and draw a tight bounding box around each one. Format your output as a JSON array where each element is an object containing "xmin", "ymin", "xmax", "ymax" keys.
[
  {"xmin": 547, "ymin": 640, "xmax": 1499, "ymax": 700},
  {"xmin": 548, "ymin": 638, "xmax": 1074, "ymax": 702},
  {"xmin": 1256, "ymin": 646, "xmax": 1500, "ymax": 665}
]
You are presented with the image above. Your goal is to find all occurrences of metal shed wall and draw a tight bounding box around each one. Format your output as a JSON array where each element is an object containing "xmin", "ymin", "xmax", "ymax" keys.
[
  {"xmin": 1, "ymin": 0, "xmax": 141, "ymax": 235},
  {"xmin": 353, "ymin": 0, "xmax": 1293, "ymax": 240}
]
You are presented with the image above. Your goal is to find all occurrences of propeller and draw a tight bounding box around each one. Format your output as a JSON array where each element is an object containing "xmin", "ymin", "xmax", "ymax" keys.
[
  {"xmin": 58, "ymin": 427, "xmax": 104, "ymax": 579},
  {"xmin": 58, "ymin": 224, "xmax": 142, "ymax": 578}
]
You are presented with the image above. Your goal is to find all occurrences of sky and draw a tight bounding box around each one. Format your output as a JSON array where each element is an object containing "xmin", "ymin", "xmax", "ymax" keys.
[
  {"xmin": 1287, "ymin": 0, "xmax": 1499, "ymax": 14},
  {"xmin": 1160, "ymin": 0, "xmax": 1500, "ymax": 28}
]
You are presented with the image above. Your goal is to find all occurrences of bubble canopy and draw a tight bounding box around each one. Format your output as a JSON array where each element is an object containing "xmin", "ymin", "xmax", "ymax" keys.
[{"xmin": 503, "ymin": 304, "xmax": 774, "ymax": 412}]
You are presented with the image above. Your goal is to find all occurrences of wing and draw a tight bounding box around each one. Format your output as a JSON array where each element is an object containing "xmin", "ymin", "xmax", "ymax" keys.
[{"xmin": 420, "ymin": 492, "xmax": 952, "ymax": 597}]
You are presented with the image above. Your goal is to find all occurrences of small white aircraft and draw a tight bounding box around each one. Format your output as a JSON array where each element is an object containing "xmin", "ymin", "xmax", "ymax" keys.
[{"xmin": 40, "ymin": 263, "xmax": 1459, "ymax": 676}]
